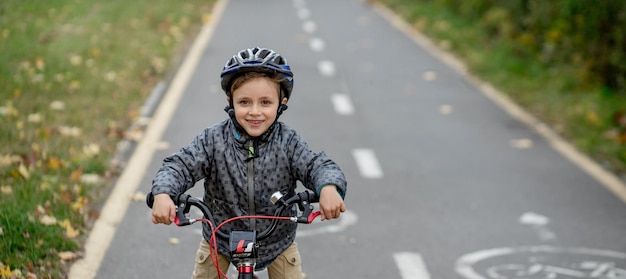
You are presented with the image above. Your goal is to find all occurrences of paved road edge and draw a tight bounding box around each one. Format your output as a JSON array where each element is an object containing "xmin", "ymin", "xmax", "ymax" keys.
[
  {"xmin": 372, "ymin": 3, "xmax": 626, "ymax": 204},
  {"xmin": 67, "ymin": 0, "xmax": 229, "ymax": 278}
]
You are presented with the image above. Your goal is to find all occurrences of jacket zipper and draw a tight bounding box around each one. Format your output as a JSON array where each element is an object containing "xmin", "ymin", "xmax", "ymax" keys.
[{"xmin": 247, "ymin": 140, "xmax": 256, "ymax": 231}]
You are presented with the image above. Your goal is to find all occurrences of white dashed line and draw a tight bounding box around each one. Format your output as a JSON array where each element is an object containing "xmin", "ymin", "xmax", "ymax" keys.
[
  {"xmin": 303, "ymin": 21, "xmax": 317, "ymax": 33},
  {"xmin": 352, "ymin": 149, "xmax": 383, "ymax": 179},
  {"xmin": 331, "ymin": 94, "xmax": 354, "ymax": 115},
  {"xmin": 394, "ymin": 252, "xmax": 431, "ymax": 279},
  {"xmin": 297, "ymin": 8, "xmax": 310, "ymax": 20},
  {"xmin": 318, "ymin": 60, "xmax": 336, "ymax": 77},
  {"xmin": 293, "ymin": 0, "xmax": 305, "ymax": 9},
  {"xmin": 309, "ymin": 37, "xmax": 325, "ymax": 52}
]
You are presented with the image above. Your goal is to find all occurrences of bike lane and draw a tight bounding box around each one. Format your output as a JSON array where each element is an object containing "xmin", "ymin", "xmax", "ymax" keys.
[
  {"xmin": 74, "ymin": 0, "xmax": 360, "ymax": 278},
  {"xmin": 70, "ymin": 0, "xmax": 626, "ymax": 278}
]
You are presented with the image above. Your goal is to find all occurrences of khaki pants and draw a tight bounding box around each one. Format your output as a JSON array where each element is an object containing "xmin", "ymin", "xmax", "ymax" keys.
[{"xmin": 191, "ymin": 239, "xmax": 303, "ymax": 279}]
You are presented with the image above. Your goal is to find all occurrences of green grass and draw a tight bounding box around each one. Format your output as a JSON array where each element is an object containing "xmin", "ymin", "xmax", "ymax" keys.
[
  {"xmin": 375, "ymin": 0, "xmax": 626, "ymax": 175},
  {"xmin": 0, "ymin": 0, "xmax": 215, "ymax": 278}
]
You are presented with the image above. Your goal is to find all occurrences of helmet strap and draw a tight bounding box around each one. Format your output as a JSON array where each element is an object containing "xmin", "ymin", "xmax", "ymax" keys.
[
  {"xmin": 224, "ymin": 105, "xmax": 245, "ymax": 133},
  {"xmin": 277, "ymin": 104, "xmax": 288, "ymax": 117}
]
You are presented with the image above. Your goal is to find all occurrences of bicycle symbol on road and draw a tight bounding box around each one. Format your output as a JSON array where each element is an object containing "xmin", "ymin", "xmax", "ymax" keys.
[{"xmin": 456, "ymin": 246, "xmax": 626, "ymax": 279}]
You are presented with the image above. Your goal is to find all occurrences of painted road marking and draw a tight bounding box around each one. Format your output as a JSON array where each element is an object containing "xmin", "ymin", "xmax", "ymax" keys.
[
  {"xmin": 66, "ymin": 0, "xmax": 228, "ymax": 278},
  {"xmin": 331, "ymin": 94, "xmax": 355, "ymax": 115},
  {"xmin": 309, "ymin": 37, "xmax": 325, "ymax": 52},
  {"xmin": 303, "ymin": 21, "xmax": 317, "ymax": 33},
  {"xmin": 394, "ymin": 252, "xmax": 431, "ymax": 279},
  {"xmin": 373, "ymin": 3, "xmax": 626, "ymax": 205},
  {"xmin": 456, "ymin": 246, "xmax": 626, "ymax": 279},
  {"xmin": 318, "ymin": 60, "xmax": 336, "ymax": 77},
  {"xmin": 519, "ymin": 212, "xmax": 555, "ymax": 241},
  {"xmin": 293, "ymin": 0, "xmax": 305, "ymax": 9},
  {"xmin": 352, "ymin": 149, "xmax": 383, "ymax": 179},
  {"xmin": 297, "ymin": 8, "xmax": 310, "ymax": 20}
]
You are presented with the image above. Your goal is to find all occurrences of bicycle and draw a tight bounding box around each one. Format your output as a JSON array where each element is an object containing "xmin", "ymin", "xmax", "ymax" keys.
[{"xmin": 146, "ymin": 190, "xmax": 321, "ymax": 279}]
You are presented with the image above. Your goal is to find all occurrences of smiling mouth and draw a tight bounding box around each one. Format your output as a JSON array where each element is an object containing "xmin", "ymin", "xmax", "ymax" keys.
[{"xmin": 247, "ymin": 120, "xmax": 264, "ymax": 126}]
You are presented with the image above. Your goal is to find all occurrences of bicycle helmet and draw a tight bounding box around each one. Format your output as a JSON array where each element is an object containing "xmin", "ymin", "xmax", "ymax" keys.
[{"xmin": 220, "ymin": 47, "xmax": 294, "ymax": 99}]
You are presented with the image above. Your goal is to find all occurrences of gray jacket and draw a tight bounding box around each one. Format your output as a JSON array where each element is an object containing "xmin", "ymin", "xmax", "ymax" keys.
[{"xmin": 151, "ymin": 119, "xmax": 347, "ymax": 268}]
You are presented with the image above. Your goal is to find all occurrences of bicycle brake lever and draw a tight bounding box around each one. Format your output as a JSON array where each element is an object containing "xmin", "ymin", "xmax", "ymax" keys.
[
  {"xmin": 307, "ymin": 211, "xmax": 321, "ymax": 224},
  {"xmin": 296, "ymin": 201, "xmax": 321, "ymax": 223},
  {"xmin": 174, "ymin": 208, "xmax": 191, "ymax": 226},
  {"xmin": 174, "ymin": 194, "xmax": 193, "ymax": 226}
]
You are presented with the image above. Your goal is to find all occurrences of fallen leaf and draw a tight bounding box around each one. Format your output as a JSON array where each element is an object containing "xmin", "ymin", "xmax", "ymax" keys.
[
  {"xmin": 125, "ymin": 127, "xmax": 144, "ymax": 141},
  {"xmin": 69, "ymin": 168, "xmax": 82, "ymax": 183},
  {"xmin": 71, "ymin": 196, "xmax": 87, "ymax": 213},
  {"xmin": 50, "ymin": 100, "xmax": 65, "ymax": 111},
  {"xmin": 586, "ymin": 111, "xmax": 600, "ymax": 125},
  {"xmin": 69, "ymin": 54, "xmax": 82, "ymax": 66},
  {"xmin": 26, "ymin": 271, "xmax": 37, "ymax": 279},
  {"xmin": 0, "ymin": 154, "xmax": 22, "ymax": 167},
  {"xmin": 36, "ymin": 204, "xmax": 46, "ymax": 215},
  {"xmin": 0, "ymin": 264, "xmax": 11, "ymax": 277},
  {"xmin": 80, "ymin": 173, "xmax": 101, "ymax": 184},
  {"xmin": 423, "ymin": 70, "xmax": 437, "ymax": 81},
  {"xmin": 61, "ymin": 192, "xmax": 74, "ymax": 206},
  {"xmin": 59, "ymin": 251, "xmax": 77, "ymax": 261},
  {"xmin": 47, "ymin": 157, "xmax": 63, "ymax": 170},
  {"xmin": 58, "ymin": 126, "xmax": 82, "ymax": 137},
  {"xmin": 35, "ymin": 57, "xmax": 45, "ymax": 70},
  {"xmin": 59, "ymin": 219, "xmax": 80, "ymax": 238},
  {"xmin": 439, "ymin": 105, "xmax": 453, "ymax": 115},
  {"xmin": 40, "ymin": 182, "xmax": 50, "ymax": 191},
  {"xmin": 18, "ymin": 164, "xmax": 30, "ymax": 180},
  {"xmin": 130, "ymin": 191, "xmax": 146, "ymax": 202},
  {"xmin": 39, "ymin": 215, "xmax": 57, "ymax": 225},
  {"xmin": 82, "ymin": 143, "xmax": 100, "ymax": 157},
  {"xmin": 155, "ymin": 141, "xmax": 170, "ymax": 150},
  {"xmin": 1, "ymin": 186, "xmax": 12, "ymax": 195},
  {"xmin": 202, "ymin": 13, "xmax": 211, "ymax": 24},
  {"xmin": 27, "ymin": 113, "xmax": 42, "ymax": 123},
  {"xmin": 510, "ymin": 139, "xmax": 533, "ymax": 149}
]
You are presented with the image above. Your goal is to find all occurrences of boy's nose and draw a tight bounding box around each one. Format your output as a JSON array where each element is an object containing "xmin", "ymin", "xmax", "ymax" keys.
[{"xmin": 249, "ymin": 104, "xmax": 261, "ymax": 114}]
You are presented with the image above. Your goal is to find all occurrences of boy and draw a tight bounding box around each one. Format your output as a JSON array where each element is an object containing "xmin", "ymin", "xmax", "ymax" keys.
[{"xmin": 150, "ymin": 47, "xmax": 347, "ymax": 279}]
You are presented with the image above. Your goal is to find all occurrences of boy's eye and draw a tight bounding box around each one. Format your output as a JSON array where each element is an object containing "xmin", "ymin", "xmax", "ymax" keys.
[{"xmin": 261, "ymin": 100, "xmax": 272, "ymax": 105}]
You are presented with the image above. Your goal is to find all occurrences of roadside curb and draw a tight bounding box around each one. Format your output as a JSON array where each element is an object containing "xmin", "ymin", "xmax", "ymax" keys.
[{"xmin": 372, "ymin": 3, "xmax": 626, "ymax": 203}]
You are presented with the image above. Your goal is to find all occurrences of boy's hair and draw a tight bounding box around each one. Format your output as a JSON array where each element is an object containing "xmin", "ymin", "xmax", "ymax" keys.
[{"xmin": 230, "ymin": 71, "xmax": 287, "ymax": 100}]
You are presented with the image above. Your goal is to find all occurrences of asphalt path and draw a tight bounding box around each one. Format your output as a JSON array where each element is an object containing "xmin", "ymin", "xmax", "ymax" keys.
[{"xmin": 70, "ymin": 0, "xmax": 626, "ymax": 278}]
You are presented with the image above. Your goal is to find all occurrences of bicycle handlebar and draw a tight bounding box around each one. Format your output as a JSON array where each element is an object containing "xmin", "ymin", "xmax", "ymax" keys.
[{"xmin": 146, "ymin": 190, "xmax": 320, "ymax": 240}]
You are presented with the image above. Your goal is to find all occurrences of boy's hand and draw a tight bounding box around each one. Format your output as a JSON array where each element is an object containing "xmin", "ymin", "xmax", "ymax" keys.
[
  {"xmin": 151, "ymin": 193, "xmax": 176, "ymax": 225},
  {"xmin": 319, "ymin": 185, "xmax": 346, "ymax": 221}
]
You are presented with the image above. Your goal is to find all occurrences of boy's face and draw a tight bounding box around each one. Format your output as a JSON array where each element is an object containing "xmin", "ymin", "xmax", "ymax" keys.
[{"xmin": 230, "ymin": 77, "xmax": 287, "ymax": 137}]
